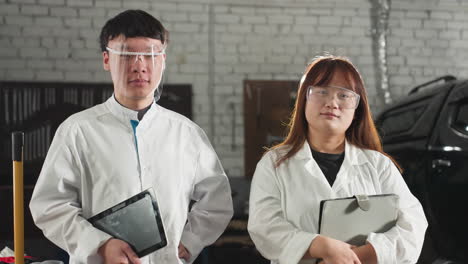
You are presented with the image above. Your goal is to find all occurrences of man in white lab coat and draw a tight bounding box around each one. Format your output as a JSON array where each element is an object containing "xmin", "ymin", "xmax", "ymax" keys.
[{"xmin": 30, "ymin": 10, "xmax": 233, "ymax": 264}]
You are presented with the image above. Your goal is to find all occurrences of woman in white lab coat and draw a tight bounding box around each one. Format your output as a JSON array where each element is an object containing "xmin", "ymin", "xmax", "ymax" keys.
[{"xmin": 248, "ymin": 55, "xmax": 427, "ymax": 264}]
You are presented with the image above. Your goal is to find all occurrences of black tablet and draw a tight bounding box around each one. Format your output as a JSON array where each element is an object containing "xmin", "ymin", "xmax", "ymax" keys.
[{"xmin": 88, "ymin": 188, "xmax": 167, "ymax": 257}]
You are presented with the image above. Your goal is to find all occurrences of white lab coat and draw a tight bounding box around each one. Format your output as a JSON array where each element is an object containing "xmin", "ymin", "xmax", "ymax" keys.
[
  {"xmin": 248, "ymin": 141, "xmax": 427, "ymax": 264},
  {"xmin": 30, "ymin": 96, "xmax": 233, "ymax": 264}
]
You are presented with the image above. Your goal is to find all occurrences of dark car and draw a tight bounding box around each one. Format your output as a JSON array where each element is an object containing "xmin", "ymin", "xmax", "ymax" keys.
[{"xmin": 376, "ymin": 76, "xmax": 468, "ymax": 264}]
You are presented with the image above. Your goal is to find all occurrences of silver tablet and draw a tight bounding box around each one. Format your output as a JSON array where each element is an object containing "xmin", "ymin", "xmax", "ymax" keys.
[{"xmin": 88, "ymin": 188, "xmax": 167, "ymax": 257}]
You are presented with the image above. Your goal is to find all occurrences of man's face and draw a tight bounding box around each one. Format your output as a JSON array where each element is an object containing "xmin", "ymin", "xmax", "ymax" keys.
[{"xmin": 103, "ymin": 35, "xmax": 166, "ymax": 109}]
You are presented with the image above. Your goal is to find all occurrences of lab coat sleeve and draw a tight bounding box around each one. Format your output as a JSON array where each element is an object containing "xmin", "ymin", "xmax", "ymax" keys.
[
  {"xmin": 248, "ymin": 154, "xmax": 317, "ymax": 264},
  {"xmin": 366, "ymin": 157, "xmax": 428, "ymax": 264},
  {"xmin": 29, "ymin": 123, "xmax": 112, "ymax": 262},
  {"xmin": 180, "ymin": 127, "xmax": 233, "ymax": 263}
]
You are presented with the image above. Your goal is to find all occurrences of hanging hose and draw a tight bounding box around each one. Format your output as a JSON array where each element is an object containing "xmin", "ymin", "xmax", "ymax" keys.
[{"xmin": 370, "ymin": 0, "xmax": 393, "ymax": 105}]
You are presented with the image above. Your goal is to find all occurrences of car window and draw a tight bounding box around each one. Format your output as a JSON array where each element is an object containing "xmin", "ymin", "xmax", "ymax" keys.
[{"xmin": 452, "ymin": 99, "xmax": 468, "ymax": 135}]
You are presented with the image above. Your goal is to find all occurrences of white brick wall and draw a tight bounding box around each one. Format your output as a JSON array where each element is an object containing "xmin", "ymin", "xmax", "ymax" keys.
[
  {"xmin": 388, "ymin": 1, "xmax": 468, "ymax": 106},
  {"xmin": 1, "ymin": 0, "xmax": 467, "ymax": 176}
]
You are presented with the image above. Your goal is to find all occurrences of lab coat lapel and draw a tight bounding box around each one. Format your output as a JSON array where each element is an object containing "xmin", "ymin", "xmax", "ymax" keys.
[
  {"xmin": 331, "ymin": 141, "xmax": 365, "ymax": 194},
  {"xmin": 296, "ymin": 142, "xmax": 335, "ymax": 195}
]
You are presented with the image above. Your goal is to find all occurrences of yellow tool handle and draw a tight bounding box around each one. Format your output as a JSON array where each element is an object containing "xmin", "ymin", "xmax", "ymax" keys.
[
  {"xmin": 12, "ymin": 131, "xmax": 24, "ymax": 264},
  {"xmin": 13, "ymin": 160, "xmax": 24, "ymax": 264}
]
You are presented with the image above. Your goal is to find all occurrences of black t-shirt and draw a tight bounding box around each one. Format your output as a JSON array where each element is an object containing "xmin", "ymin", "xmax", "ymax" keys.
[
  {"xmin": 138, "ymin": 104, "xmax": 152, "ymax": 120},
  {"xmin": 311, "ymin": 148, "xmax": 345, "ymax": 187}
]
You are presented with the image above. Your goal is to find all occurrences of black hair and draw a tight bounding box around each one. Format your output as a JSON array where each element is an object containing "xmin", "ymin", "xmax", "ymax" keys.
[{"xmin": 99, "ymin": 9, "xmax": 169, "ymax": 51}]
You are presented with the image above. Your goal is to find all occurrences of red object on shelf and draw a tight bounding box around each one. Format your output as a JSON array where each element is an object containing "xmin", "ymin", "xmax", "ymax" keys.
[{"xmin": 0, "ymin": 256, "xmax": 34, "ymax": 263}]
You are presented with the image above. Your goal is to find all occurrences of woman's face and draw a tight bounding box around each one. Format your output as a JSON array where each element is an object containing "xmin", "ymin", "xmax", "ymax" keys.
[{"xmin": 305, "ymin": 73, "xmax": 357, "ymax": 137}]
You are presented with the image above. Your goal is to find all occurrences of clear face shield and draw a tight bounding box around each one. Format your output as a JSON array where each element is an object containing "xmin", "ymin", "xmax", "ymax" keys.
[{"xmin": 106, "ymin": 39, "xmax": 166, "ymax": 106}]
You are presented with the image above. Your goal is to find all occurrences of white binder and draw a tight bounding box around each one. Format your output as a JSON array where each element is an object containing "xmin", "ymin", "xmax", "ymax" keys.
[{"xmin": 318, "ymin": 194, "xmax": 399, "ymax": 245}]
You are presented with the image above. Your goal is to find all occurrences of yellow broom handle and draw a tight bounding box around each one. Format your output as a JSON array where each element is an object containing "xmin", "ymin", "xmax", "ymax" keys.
[{"xmin": 12, "ymin": 132, "xmax": 24, "ymax": 264}]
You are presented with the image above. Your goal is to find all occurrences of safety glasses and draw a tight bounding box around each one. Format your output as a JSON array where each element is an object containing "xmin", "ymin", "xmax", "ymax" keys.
[{"xmin": 307, "ymin": 85, "xmax": 360, "ymax": 109}]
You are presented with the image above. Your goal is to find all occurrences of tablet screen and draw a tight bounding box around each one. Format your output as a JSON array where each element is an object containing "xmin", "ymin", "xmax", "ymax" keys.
[{"xmin": 89, "ymin": 190, "xmax": 167, "ymax": 257}]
